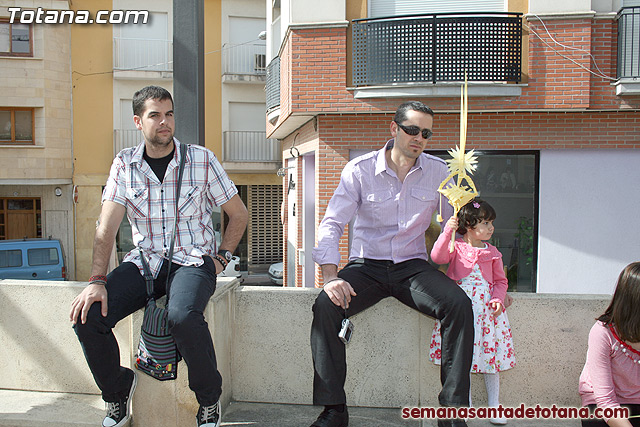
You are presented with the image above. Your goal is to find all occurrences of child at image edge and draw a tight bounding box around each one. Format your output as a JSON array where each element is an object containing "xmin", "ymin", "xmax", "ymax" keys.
[
  {"xmin": 579, "ymin": 261, "xmax": 640, "ymax": 427},
  {"xmin": 429, "ymin": 199, "xmax": 515, "ymax": 425}
]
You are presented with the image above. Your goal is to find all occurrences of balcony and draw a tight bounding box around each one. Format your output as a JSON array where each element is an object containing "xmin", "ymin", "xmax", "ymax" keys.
[
  {"xmin": 222, "ymin": 43, "xmax": 267, "ymax": 83},
  {"xmin": 222, "ymin": 131, "xmax": 280, "ymax": 172},
  {"xmin": 266, "ymin": 56, "xmax": 280, "ymax": 120},
  {"xmin": 351, "ymin": 12, "xmax": 523, "ymax": 98},
  {"xmin": 615, "ymin": 7, "xmax": 640, "ymax": 95},
  {"xmin": 113, "ymin": 37, "xmax": 173, "ymax": 77},
  {"xmin": 113, "ymin": 129, "xmax": 141, "ymax": 157}
]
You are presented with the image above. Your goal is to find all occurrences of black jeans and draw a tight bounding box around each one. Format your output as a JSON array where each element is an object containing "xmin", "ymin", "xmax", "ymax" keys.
[
  {"xmin": 74, "ymin": 258, "xmax": 221, "ymax": 405},
  {"xmin": 311, "ymin": 258, "xmax": 474, "ymax": 407}
]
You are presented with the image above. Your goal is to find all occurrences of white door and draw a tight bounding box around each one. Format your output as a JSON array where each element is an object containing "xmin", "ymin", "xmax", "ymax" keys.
[{"xmin": 302, "ymin": 153, "xmax": 316, "ymax": 287}]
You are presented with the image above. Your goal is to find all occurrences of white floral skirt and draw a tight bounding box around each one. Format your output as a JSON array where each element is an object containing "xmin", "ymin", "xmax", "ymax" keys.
[{"xmin": 429, "ymin": 265, "xmax": 515, "ymax": 373}]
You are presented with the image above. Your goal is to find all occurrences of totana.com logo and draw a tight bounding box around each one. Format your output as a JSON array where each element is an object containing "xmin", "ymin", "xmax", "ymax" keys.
[{"xmin": 7, "ymin": 7, "xmax": 149, "ymax": 25}]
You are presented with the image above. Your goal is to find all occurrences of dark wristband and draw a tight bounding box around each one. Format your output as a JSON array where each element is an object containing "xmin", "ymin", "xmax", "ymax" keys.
[{"xmin": 213, "ymin": 254, "xmax": 228, "ymax": 268}]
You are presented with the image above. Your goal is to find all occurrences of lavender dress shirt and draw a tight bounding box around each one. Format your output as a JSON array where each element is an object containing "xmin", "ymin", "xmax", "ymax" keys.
[{"xmin": 313, "ymin": 140, "xmax": 453, "ymax": 267}]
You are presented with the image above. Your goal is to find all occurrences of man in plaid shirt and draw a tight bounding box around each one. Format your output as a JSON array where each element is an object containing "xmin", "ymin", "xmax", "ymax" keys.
[{"xmin": 70, "ymin": 86, "xmax": 248, "ymax": 427}]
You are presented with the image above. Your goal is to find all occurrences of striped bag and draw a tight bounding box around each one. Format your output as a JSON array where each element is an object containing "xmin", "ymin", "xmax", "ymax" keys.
[{"xmin": 135, "ymin": 298, "xmax": 180, "ymax": 381}]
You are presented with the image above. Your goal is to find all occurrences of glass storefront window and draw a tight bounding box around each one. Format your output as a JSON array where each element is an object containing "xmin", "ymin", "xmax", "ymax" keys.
[{"xmin": 427, "ymin": 150, "xmax": 539, "ymax": 293}]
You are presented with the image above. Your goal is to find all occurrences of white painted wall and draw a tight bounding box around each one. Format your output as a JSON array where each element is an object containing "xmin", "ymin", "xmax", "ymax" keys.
[
  {"xmin": 528, "ymin": 0, "xmax": 592, "ymax": 13},
  {"xmin": 537, "ymin": 150, "xmax": 640, "ymax": 295},
  {"xmin": 530, "ymin": 0, "xmax": 627, "ymax": 13},
  {"xmin": 290, "ymin": 0, "xmax": 345, "ymax": 23}
]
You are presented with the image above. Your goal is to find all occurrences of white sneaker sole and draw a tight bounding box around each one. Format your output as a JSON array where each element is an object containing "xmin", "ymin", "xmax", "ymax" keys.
[
  {"xmin": 196, "ymin": 400, "xmax": 221, "ymax": 427},
  {"xmin": 103, "ymin": 371, "xmax": 137, "ymax": 427}
]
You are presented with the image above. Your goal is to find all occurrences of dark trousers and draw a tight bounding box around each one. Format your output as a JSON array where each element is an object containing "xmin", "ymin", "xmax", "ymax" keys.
[
  {"xmin": 311, "ymin": 258, "xmax": 474, "ymax": 407},
  {"xmin": 74, "ymin": 258, "xmax": 221, "ymax": 406},
  {"xmin": 581, "ymin": 404, "xmax": 640, "ymax": 427}
]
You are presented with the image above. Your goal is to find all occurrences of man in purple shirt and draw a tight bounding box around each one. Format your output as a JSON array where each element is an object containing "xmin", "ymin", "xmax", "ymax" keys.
[{"xmin": 309, "ymin": 101, "xmax": 474, "ymax": 427}]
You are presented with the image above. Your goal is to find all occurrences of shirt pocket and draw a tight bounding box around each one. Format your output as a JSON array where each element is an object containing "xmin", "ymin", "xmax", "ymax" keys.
[
  {"xmin": 409, "ymin": 187, "xmax": 437, "ymax": 220},
  {"xmin": 178, "ymin": 185, "xmax": 202, "ymax": 218},
  {"xmin": 365, "ymin": 189, "xmax": 394, "ymax": 225},
  {"xmin": 126, "ymin": 188, "xmax": 149, "ymax": 218},
  {"xmin": 410, "ymin": 187, "xmax": 436, "ymax": 206}
]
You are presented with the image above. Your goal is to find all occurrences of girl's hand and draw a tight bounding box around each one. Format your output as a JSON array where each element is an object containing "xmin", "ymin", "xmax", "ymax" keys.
[
  {"xmin": 489, "ymin": 301, "xmax": 504, "ymax": 317},
  {"xmin": 446, "ymin": 216, "xmax": 459, "ymax": 232},
  {"xmin": 503, "ymin": 293, "xmax": 514, "ymax": 308}
]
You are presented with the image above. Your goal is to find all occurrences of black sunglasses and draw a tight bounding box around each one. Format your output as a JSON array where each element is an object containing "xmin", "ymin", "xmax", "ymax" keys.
[{"xmin": 395, "ymin": 121, "xmax": 433, "ymax": 140}]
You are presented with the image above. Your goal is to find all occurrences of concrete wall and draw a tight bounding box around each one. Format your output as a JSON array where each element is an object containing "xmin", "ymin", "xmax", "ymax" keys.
[
  {"xmin": 1, "ymin": 279, "xmax": 611, "ymax": 425},
  {"xmin": 0, "ymin": 281, "xmax": 130, "ymax": 394},
  {"xmin": 233, "ymin": 287, "xmax": 608, "ymax": 408}
]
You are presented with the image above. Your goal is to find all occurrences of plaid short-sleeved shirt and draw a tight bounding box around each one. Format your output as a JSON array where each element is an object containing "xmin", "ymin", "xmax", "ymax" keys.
[{"xmin": 102, "ymin": 138, "xmax": 238, "ymax": 277}]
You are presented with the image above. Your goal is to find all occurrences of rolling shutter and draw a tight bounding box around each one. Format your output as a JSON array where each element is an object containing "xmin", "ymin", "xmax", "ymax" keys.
[
  {"xmin": 248, "ymin": 185, "xmax": 283, "ymax": 271},
  {"xmin": 370, "ymin": 0, "xmax": 506, "ymax": 18}
]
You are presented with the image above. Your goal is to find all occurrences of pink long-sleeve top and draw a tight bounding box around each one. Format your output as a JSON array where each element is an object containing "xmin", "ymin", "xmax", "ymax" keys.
[
  {"xmin": 579, "ymin": 321, "xmax": 640, "ymax": 411},
  {"xmin": 430, "ymin": 224, "xmax": 508, "ymax": 304}
]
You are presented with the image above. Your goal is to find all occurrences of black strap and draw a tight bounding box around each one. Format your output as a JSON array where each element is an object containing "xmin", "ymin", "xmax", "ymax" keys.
[
  {"xmin": 164, "ymin": 142, "xmax": 188, "ymax": 290},
  {"xmin": 139, "ymin": 141, "xmax": 188, "ymax": 299}
]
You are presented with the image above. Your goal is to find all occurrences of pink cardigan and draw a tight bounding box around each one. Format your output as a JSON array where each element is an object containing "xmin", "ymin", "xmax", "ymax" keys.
[
  {"xmin": 579, "ymin": 321, "xmax": 640, "ymax": 413},
  {"xmin": 430, "ymin": 224, "xmax": 508, "ymax": 304}
]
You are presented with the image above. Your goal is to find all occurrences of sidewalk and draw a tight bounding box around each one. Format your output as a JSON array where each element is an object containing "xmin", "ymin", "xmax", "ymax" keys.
[{"xmin": 0, "ymin": 389, "xmax": 583, "ymax": 427}]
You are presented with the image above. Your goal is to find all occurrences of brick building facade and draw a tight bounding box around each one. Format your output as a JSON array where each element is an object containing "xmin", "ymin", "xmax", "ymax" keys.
[{"xmin": 266, "ymin": 1, "xmax": 640, "ymax": 293}]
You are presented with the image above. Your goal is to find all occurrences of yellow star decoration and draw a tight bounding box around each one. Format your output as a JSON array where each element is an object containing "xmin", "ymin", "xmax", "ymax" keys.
[{"xmin": 436, "ymin": 74, "xmax": 480, "ymax": 252}]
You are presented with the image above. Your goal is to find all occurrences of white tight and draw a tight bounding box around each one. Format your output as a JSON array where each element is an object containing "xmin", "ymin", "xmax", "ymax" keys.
[{"xmin": 468, "ymin": 372, "xmax": 500, "ymax": 407}]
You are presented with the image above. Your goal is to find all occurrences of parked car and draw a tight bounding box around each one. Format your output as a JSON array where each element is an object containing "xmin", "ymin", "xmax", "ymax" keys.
[
  {"xmin": 268, "ymin": 261, "xmax": 283, "ymax": 285},
  {"xmin": 0, "ymin": 238, "xmax": 66, "ymax": 281}
]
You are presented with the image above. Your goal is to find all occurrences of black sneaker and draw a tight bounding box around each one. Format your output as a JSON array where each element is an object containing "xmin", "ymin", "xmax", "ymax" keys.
[
  {"xmin": 102, "ymin": 370, "xmax": 137, "ymax": 427},
  {"xmin": 196, "ymin": 400, "xmax": 221, "ymax": 427}
]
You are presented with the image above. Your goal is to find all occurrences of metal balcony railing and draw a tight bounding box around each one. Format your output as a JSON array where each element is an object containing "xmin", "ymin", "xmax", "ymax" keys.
[
  {"xmin": 113, "ymin": 37, "xmax": 173, "ymax": 72},
  {"xmin": 114, "ymin": 129, "xmax": 142, "ymax": 157},
  {"xmin": 223, "ymin": 43, "xmax": 267, "ymax": 75},
  {"xmin": 617, "ymin": 7, "xmax": 640, "ymax": 79},
  {"xmin": 223, "ymin": 131, "xmax": 280, "ymax": 163},
  {"xmin": 352, "ymin": 12, "xmax": 522, "ymax": 86},
  {"xmin": 266, "ymin": 57, "xmax": 280, "ymax": 111}
]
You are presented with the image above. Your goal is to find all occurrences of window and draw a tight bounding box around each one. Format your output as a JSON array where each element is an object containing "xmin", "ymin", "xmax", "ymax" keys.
[
  {"xmin": 28, "ymin": 248, "xmax": 59, "ymax": 266},
  {"xmin": 0, "ymin": 108, "xmax": 34, "ymax": 144},
  {"xmin": 115, "ymin": 12, "xmax": 169, "ymax": 71},
  {"xmin": 0, "ymin": 20, "xmax": 32, "ymax": 56},
  {"xmin": 0, "ymin": 250, "xmax": 22, "ymax": 268},
  {"xmin": 426, "ymin": 150, "xmax": 539, "ymax": 293}
]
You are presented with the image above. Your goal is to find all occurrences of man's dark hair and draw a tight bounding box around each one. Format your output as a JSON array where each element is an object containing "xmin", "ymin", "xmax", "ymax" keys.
[
  {"xmin": 393, "ymin": 101, "xmax": 434, "ymax": 124},
  {"xmin": 132, "ymin": 86, "xmax": 174, "ymax": 117},
  {"xmin": 456, "ymin": 199, "xmax": 496, "ymax": 235}
]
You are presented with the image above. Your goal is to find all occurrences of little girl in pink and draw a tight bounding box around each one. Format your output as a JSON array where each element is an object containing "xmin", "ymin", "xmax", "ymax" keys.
[{"xmin": 429, "ymin": 199, "xmax": 515, "ymax": 425}]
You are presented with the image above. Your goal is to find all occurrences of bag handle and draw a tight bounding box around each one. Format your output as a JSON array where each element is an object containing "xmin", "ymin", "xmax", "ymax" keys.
[{"xmin": 139, "ymin": 141, "xmax": 188, "ymax": 299}]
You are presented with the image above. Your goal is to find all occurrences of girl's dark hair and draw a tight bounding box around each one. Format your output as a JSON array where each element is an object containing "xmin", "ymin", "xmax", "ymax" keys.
[
  {"xmin": 597, "ymin": 261, "xmax": 640, "ymax": 342},
  {"xmin": 456, "ymin": 198, "xmax": 496, "ymax": 235}
]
